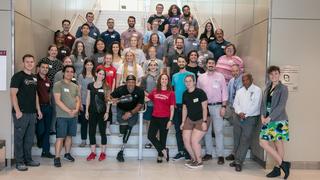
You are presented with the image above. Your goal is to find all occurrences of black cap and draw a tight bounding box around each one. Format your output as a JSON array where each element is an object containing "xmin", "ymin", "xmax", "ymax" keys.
[{"xmin": 126, "ymin": 75, "xmax": 136, "ymax": 81}]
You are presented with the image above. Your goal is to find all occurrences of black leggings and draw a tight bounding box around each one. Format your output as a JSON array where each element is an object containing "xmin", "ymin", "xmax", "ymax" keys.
[
  {"xmin": 147, "ymin": 116, "xmax": 169, "ymax": 156},
  {"xmin": 89, "ymin": 112, "xmax": 107, "ymax": 145}
]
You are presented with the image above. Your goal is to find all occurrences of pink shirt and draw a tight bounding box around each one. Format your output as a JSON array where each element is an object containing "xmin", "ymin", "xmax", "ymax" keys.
[
  {"xmin": 216, "ymin": 55, "xmax": 244, "ymax": 83},
  {"xmin": 197, "ymin": 71, "xmax": 228, "ymax": 103}
]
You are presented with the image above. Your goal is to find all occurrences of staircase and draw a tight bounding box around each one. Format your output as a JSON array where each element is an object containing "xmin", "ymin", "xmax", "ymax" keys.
[
  {"xmin": 95, "ymin": 10, "xmax": 146, "ymax": 35},
  {"xmin": 32, "ymin": 114, "xmax": 248, "ymax": 158}
]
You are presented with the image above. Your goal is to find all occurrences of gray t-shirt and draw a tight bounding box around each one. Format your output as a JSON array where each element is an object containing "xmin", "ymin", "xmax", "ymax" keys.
[
  {"xmin": 53, "ymin": 80, "xmax": 79, "ymax": 118},
  {"xmin": 91, "ymin": 52, "xmax": 106, "ymax": 67},
  {"xmin": 70, "ymin": 54, "xmax": 85, "ymax": 77},
  {"xmin": 77, "ymin": 74, "xmax": 95, "ymax": 105},
  {"xmin": 141, "ymin": 73, "xmax": 159, "ymax": 106}
]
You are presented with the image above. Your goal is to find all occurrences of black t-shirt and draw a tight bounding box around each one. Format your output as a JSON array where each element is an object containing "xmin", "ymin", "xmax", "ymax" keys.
[
  {"xmin": 199, "ymin": 33, "xmax": 215, "ymax": 44},
  {"xmin": 147, "ymin": 14, "xmax": 169, "ymax": 32},
  {"xmin": 57, "ymin": 46, "xmax": 71, "ymax": 62},
  {"xmin": 10, "ymin": 71, "xmax": 37, "ymax": 113},
  {"xmin": 167, "ymin": 50, "xmax": 186, "ymax": 76},
  {"xmin": 186, "ymin": 65, "xmax": 205, "ymax": 80},
  {"xmin": 183, "ymin": 88, "xmax": 208, "ymax": 121},
  {"xmin": 111, "ymin": 85, "xmax": 145, "ymax": 111},
  {"xmin": 87, "ymin": 82, "xmax": 107, "ymax": 114}
]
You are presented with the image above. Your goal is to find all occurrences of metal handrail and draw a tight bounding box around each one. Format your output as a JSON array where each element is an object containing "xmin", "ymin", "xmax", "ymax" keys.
[{"xmin": 69, "ymin": 0, "xmax": 102, "ymax": 32}]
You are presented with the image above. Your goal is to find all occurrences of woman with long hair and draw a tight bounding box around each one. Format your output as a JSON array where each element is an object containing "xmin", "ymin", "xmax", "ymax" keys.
[
  {"xmin": 97, "ymin": 53, "xmax": 117, "ymax": 134},
  {"xmin": 122, "ymin": 36, "xmax": 146, "ymax": 66},
  {"xmin": 144, "ymin": 33, "xmax": 165, "ymax": 61},
  {"xmin": 181, "ymin": 74, "xmax": 211, "ymax": 169},
  {"xmin": 197, "ymin": 38, "xmax": 214, "ymax": 69},
  {"xmin": 85, "ymin": 68, "xmax": 110, "ymax": 161},
  {"xmin": 92, "ymin": 38, "xmax": 107, "ymax": 66},
  {"xmin": 199, "ymin": 22, "xmax": 215, "ymax": 43},
  {"xmin": 70, "ymin": 41, "xmax": 87, "ymax": 77},
  {"xmin": 259, "ymin": 66, "xmax": 291, "ymax": 179},
  {"xmin": 141, "ymin": 60, "xmax": 161, "ymax": 149},
  {"xmin": 147, "ymin": 74, "xmax": 175, "ymax": 163},
  {"xmin": 165, "ymin": 4, "xmax": 182, "ymax": 37},
  {"xmin": 116, "ymin": 50, "xmax": 144, "ymax": 86},
  {"xmin": 77, "ymin": 59, "xmax": 96, "ymax": 147},
  {"xmin": 110, "ymin": 41, "xmax": 123, "ymax": 70}
]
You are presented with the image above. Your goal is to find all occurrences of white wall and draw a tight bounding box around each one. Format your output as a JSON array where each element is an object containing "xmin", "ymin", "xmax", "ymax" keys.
[{"xmin": 269, "ymin": 0, "xmax": 320, "ymax": 164}]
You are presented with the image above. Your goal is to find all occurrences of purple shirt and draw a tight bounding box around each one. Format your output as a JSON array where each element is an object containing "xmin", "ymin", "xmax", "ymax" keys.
[{"xmin": 197, "ymin": 71, "xmax": 228, "ymax": 103}]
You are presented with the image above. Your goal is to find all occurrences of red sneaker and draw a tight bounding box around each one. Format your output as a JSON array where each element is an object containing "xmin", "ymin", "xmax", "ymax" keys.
[
  {"xmin": 86, "ymin": 152, "xmax": 96, "ymax": 161},
  {"xmin": 98, "ymin": 152, "xmax": 106, "ymax": 161}
]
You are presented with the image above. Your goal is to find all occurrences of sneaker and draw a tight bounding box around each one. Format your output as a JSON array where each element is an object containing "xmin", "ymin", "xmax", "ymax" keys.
[
  {"xmin": 266, "ymin": 166, "xmax": 281, "ymax": 178},
  {"xmin": 184, "ymin": 152, "xmax": 191, "ymax": 161},
  {"xmin": 235, "ymin": 164, "xmax": 242, "ymax": 172},
  {"xmin": 280, "ymin": 161, "xmax": 291, "ymax": 179},
  {"xmin": 54, "ymin": 157, "xmax": 61, "ymax": 168},
  {"xmin": 79, "ymin": 141, "xmax": 86, "ymax": 147},
  {"xmin": 144, "ymin": 143, "xmax": 152, "ymax": 149},
  {"xmin": 25, "ymin": 160, "xmax": 40, "ymax": 167},
  {"xmin": 116, "ymin": 150, "xmax": 124, "ymax": 162},
  {"xmin": 98, "ymin": 153, "xmax": 106, "ymax": 161},
  {"xmin": 187, "ymin": 161, "xmax": 204, "ymax": 169},
  {"xmin": 16, "ymin": 163, "xmax": 28, "ymax": 171},
  {"xmin": 64, "ymin": 153, "xmax": 75, "ymax": 162},
  {"xmin": 172, "ymin": 152, "xmax": 184, "ymax": 161},
  {"xmin": 184, "ymin": 159, "xmax": 196, "ymax": 167},
  {"xmin": 217, "ymin": 156, "xmax": 225, "ymax": 165},
  {"xmin": 225, "ymin": 154, "xmax": 235, "ymax": 161},
  {"xmin": 202, "ymin": 154, "xmax": 213, "ymax": 161},
  {"xmin": 41, "ymin": 152, "xmax": 55, "ymax": 159},
  {"xmin": 86, "ymin": 152, "xmax": 96, "ymax": 161}
]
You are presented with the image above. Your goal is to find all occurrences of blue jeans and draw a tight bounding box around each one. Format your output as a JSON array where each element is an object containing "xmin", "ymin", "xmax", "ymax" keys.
[{"xmin": 36, "ymin": 104, "xmax": 52, "ymax": 153}]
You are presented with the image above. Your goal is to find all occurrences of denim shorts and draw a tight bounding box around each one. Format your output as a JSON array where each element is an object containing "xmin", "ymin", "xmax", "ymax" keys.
[
  {"xmin": 116, "ymin": 108, "xmax": 139, "ymax": 127},
  {"xmin": 56, "ymin": 117, "xmax": 77, "ymax": 138},
  {"xmin": 143, "ymin": 106, "xmax": 153, "ymax": 121}
]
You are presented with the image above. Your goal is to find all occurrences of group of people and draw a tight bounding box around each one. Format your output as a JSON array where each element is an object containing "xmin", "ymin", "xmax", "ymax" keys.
[{"xmin": 10, "ymin": 3, "xmax": 291, "ymax": 180}]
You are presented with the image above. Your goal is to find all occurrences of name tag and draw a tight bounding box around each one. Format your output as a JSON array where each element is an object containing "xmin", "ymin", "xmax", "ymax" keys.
[
  {"xmin": 204, "ymin": 54, "xmax": 208, "ymax": 57},
  {"xmin": 192, "ymin": 42, "xmax": 198, "ymax": 46},
  {"xmin": 72, "ymin": 77, "xmax": 76, "ymax": 81},
  {"xmin": 45, "ymin": 83, "xmax": 50, "ymax": 87},
  {"xmin": 111, "ymin": 35, "xmax": 116, "ymax": 38},
  {"xmin": 98, "ymin": 89, "xmax": 104, "ymax": 93},
  {"xmin": 61, "ymin": 50, "xmax": 66, "ymax": 54},
  {"xmin": 108, "ymin": 71, "xmax": 114, "ymax": 75},
  {"xmin": 212, "ymin": 81, "xmax": 220, "ymax": 89},
  {"xmin": 182, "ymin": 21, "xmax": 186, "ymax": 24},
  {"xmin": 221, "ymin": 45, "xmax": 226, "ymax": 49},
  {"xmin": 173, "ymin": 59, "xmax": 177, "ymax": 63},
  {"xmin": 33, "ymin": 77, "xmax": 37, "ymax": 82},
  {"xmin": 93, "ymin": 32, "xmax": 97, "ymax": 36},
  {"xmin": 67, "ymin": 36, "xmax": 72, "ymax": 40},
  {"xmin": 210, "ymin": 37, "xmax": 215, "ymax": 40},
  {"xmin": 193, "ymin": 98, "xmax": 199, "ymax": 103},
  {"xmin": 64, "ymin": 88, "xmax": 70, "ymax": 92},
  {"xmin": 132, "ymin": 33, "xmax": 138, "ymax": 37},
  {"xmin": 49, "ymin": 65, "xmax": 53, "ymax": 69},
  {"xmin": 81, "ymin": 59, "xmax": 84, "ymax": 62},
  {"xmin": 228, "ymin": 60, "xmax": 234, "ymax": 65},
  {"xmin": 98, "ymin": 57, "xmax": 104, "ymax": 63}
]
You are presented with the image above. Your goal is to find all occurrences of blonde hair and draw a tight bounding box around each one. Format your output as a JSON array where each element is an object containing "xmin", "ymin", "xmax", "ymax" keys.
[{"xmin": 123, "ymin": 50, "xmax": 138, "ymax": 80}]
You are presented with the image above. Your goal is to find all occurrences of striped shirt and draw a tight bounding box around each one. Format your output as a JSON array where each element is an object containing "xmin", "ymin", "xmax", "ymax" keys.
[{"xmin": 216, "ymin": 55, "xmax": 244, "ymax": 83}]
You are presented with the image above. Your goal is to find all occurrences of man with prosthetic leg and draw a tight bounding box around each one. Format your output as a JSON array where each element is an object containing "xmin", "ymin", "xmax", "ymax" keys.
[{"xmin": 111, "ymin": 75, "xmax": 145, "ymax": 162}]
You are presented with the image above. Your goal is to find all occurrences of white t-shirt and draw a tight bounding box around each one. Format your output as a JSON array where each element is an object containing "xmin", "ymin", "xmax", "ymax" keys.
[{"xmin": 117, "ymin": 63, "xmax": 144, "ymax": 84}]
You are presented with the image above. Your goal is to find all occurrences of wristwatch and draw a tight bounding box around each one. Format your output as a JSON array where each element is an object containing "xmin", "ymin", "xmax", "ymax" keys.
[
  {"xmin": 222, "ymin": 105, "xmax": 227, "ymax": 108},
  {"xmin": 203, "ymin": 120, "xmax": 208, "ymax": 123}
]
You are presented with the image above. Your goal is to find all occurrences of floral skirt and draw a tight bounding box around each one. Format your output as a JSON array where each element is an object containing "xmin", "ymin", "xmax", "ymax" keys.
[{"xmin": 259, "ymin": 120, "xmax": 289, "ymax": 141}]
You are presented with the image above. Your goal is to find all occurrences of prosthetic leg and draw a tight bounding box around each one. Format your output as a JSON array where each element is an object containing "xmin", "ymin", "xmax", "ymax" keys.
[{"xmin": 116, "ymin": 125, "xmax": 132, "ymax": 162}]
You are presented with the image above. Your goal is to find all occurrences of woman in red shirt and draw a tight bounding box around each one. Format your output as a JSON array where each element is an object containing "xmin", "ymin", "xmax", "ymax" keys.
[
  {"xmin": 147, "ymin": 74, "xmax": 175, "ymax": 163},
  {"xmin": 96, "ymin": 53, "xmax": 117, "ymax": 134}
]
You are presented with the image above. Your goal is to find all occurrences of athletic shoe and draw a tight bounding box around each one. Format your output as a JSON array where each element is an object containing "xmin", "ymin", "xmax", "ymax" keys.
[
  {"xmin": 54, "ymin": 157, "xmax": 61, "ymax": 168},
  {"xmin": 86, "ymin": 152, "xmax": 96, "ymax": 161},
  {"xmin": 64, "ymin": 153, "xmax": 75, "ymax": 162},
  {"xmin": 172, "ymin": 152, "xmax": 184, "ymax": 161},
  {"xmin": 98, "ymin": 153, "xmax": 106, "ymax": 161}
]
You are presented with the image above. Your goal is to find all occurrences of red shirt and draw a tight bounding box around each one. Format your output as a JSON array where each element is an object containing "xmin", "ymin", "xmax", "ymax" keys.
[
  {"xmin": 148, "ymin": 89, "xmax": 176, "ymax": 118},
  {"xmin": 37, "ymin": 74, "xmax": 51, "ymax": 105},
  {"xmin": 64, "ymin": 32, "xmax": 76, "ymax": 50},
  {"xmin": 97, "ymin": 65, "xmax": 117, "ymax": 89}
]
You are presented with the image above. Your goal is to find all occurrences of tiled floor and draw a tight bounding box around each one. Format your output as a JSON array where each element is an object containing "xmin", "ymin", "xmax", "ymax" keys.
[{"xmin": 0, "ymin": 157, "xmax": 319, "ymax": 180}]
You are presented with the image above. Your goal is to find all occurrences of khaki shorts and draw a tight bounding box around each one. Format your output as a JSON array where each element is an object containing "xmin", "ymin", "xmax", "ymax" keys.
[{"xmin": 183, "ymin": 117, "xmax": 211, "ymax": 132}]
